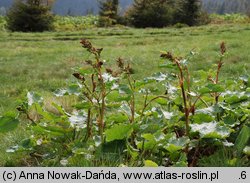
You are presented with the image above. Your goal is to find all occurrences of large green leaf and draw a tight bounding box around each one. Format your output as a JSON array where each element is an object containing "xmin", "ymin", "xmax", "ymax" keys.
[
  {"xmin": 158, "ymin": 61, "xmax": 176, "ymax": 69},
  {"xmin": 105, "ymin": 124, "xmax": 133, "ymax": 142},
  {"xmin": 223, "ymin": 115, "xmax": 239, "ymax": 127},
  {"xmin": 135, "ymin": 80, "xmax": 150, "ymax": 89},
  {"xmin": 119, "ymin": 84, "xmax": 132, "ymax": 95},
  {"xmin": 196, "ymin": 105, "xmax": 223, "ymax": 115},
  {"xmin": 106, "ymin": 113, "xmax": 129, "ymax": 124},
  {"xmin": 190, "ymin": 122, "xmax": 231, "ymax": 139},
  {"xmin": 0, "ymin": 113, "xmax": 19, "ymax": 133},
  {"xmin": 73, "ymin": 102, "xmax": 92, "ymax": 110},
  {"xmin": 165, "ymin": 137, "xmax": 190, "ymax": 153},
  {"xmin": 137, "ymin": 133, "xmax": 157, "ymax": 151},
  {"xmin": 192, "ymin": 113, "xmax": 214, "ymax": 123},
  {"xmin": 34, "ymin": 103, "xmax": 57, "ymax": 121},
  {"xmin": 78, "ymin": 66, "xmax": 94, "ymax": 75},
  {"xmin": 234, "ymin": 125, "xmax": 250, "ymax": 155},
  {"xmin": 32, "ymin": 125, "xmax": 69, "ymax": 137},
  {"xmin": 225, "ymin": 93, "xmax": 248, "ymax": 104},
  {"xmin": 199, "ymin": 84, "xmax": 225, "ymax": 94},
  {"xmin": 7, "ymin": 138, "xmax": 36, "ymax": 153},
  {"xmin": 52, "ymin": 103, "xmax": 67, "ymax": 115},
  {"xmin": 107, "ymin": 91, "xmax": 131, "ymax": 102},
  {"xmin": 54, "ymin": 84, "xmax": 81, "ymax": 97},
  {"xmin": 119, "ymin": 103, "xmax": 132, "ymax": 116}
]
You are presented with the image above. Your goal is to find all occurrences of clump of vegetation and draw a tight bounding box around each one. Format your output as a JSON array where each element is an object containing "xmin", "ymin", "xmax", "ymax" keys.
[
  {"xmin": 6, "ymin": 0, "xmax": 54, "ymax": 32},
  {"xmin": 125, "ymin": 0, "xmax": 174, "ymax": 28},
  {"xmin": 174, "ymin": 0, "xmax": 202, "ymax": 26},
  {"xmin": 1, "ymin": 39, "xmax": 248, "ymax": 167},
  {"xmin": 210, "ymin": 13, "xmax": 250, "ymax": 24},
  {"xmin": 0, "ymin": 16, "xmax": 6, "ymax": 31},
  {"xmin": 53, "ymin": 15, "xmax": 99, "ymax": 31}
]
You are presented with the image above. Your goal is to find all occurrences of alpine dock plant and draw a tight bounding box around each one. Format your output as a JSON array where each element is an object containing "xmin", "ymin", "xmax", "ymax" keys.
[{"xmin": 4, "ymin": 40, "xmax": 248, "ymax": 167}]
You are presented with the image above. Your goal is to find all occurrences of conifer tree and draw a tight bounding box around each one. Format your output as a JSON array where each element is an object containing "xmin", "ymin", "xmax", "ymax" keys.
[
  {"xmin": 175, "ymin": 0, "xmax": 202, "ymax": 26},
  {"xmin": 126, "ymin": 0, "xmax": 174, "ymax": 28},
  {"xmin": 98, "ymin": 0, "xmax": 119, "ymax": 27},
  {"xmin": 7, "ymin": 0, "xmax": 54, "ymax": 32}
]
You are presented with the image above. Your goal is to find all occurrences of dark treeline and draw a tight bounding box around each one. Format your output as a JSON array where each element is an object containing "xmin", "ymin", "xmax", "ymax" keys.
[
  {"xmin": 1, "ymin": 0, "xmax": 250, "ymax": 16},
  {"xmin": 3, "ymin": 0, "xmax": 250, "ymax": 31},
  {"xmin": 0, "ymin": 0, "xmax": 133, "ymax": 15}
]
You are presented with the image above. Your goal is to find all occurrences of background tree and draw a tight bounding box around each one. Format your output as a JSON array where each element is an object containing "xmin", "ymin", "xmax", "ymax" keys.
[
  {"xmin": 6, "ymin": 0, "xmax": 54, "ymax": 32},
  {"xmin": 175, "ymin": 0, "xmax": 202, "ymax": 26},
  {"xmin": 126, "ymin": 0, "xmax": 175, "ymax": 28},
  {"xmin": 98, "ymin": 0, "xmax": 119, "ymax": 27}
]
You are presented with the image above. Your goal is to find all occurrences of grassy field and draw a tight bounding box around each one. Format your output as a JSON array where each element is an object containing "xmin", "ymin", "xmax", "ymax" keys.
[{"xmin": 0, "ymin": 24, "xmax": 250, "ymax": 166}]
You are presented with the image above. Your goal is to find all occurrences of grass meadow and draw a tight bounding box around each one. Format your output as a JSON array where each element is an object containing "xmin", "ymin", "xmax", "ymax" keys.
[{"xmin": 0, "ymin": 23, "xmax": 250, "ymax": 166}]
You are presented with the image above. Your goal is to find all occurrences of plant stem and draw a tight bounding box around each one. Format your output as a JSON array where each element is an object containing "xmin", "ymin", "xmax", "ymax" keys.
[
  {"xmin": 176, "ymin": 60, "xmax": 189, "ymax": 136},
  {"xmin": 84, "ymin": 108, "xmax": 92, "ymax": 141},
  {"xmin": 127, "ymin": 74, "xmax": 135, "ymax": 123},
  {"xmin": 97, "ymin": 62, "xmax": 106, "ymax": 142},
  {"xmin": 215, "ymin": 60, "xmax": 223, "ymax": 104},
  {"xmin": 185, "ymin": 66, "xmax": 192, "ymax": 107}
]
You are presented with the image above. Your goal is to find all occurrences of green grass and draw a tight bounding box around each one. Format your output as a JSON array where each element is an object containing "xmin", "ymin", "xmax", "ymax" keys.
[{"xmin": 0, "ymin": 24, "xmax": 250, "ymax": 166}]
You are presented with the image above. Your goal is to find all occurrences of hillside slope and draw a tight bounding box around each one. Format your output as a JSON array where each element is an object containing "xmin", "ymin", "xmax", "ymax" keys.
[{"xmin": 202, "ymin": 0, "xmax": 250, "ymax": 14}]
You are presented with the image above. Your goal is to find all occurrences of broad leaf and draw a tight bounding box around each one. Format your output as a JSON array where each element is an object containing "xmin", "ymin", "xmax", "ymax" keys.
[
  {"xmin": 119, "ymin": 84, "xmax": 132, "ymax": 95},
  {"xmin": 54, "ymin": 84, "xmax": 81, "ymax": 97},
  {"xmin": 190, "ymin": 122, "xmax": 231, "ymax": 139},
  {"xmin": 196, "ymin": 105, "xmax": 223, "ymax": 115},
  {"xmin": 52, "ymin": 103, "xmax": 67, "ymax": 115},
  {"xmin": 32, "ymin": 125, "xmax": 67, "ymax": 137},
  {"xmin": 78, "ymin": 66, "xmax": 94, "ymax": 75},
  {"xmin": 199, "ymin": 84, "xmax": 225, "ymax": 94},
  {"xmin": 73, "ymin": 102, "xmax": 92, "ymax": 110},
  {"xmin": 234, "ymin": 125, "xmax": 250, "ymax": 155},
  {"xmin": 106, "ymin": 113, "xmax": 129, "ymax": 124},
  {"xmin": 0, "ymin": 113, "xmax": 19, "ymax": 133},
  {"xmin": 165, "ymin": 137, "xmax": 190, "ymax": 153},
  {"xmin": 192, "ymin": 113, "xmax": 214, "ymax": 123},
  {"xmin": 107, "ymin": 91, "xmax": 131, "ymax": 102},
  {"xmin": 137, "ymin": 133, "xmax": 157, "ymax": 151},
  {"xmin": 105, "ymin": 124, "xmax": 133, "ymax": 142},
  {"xmin": 225, "ymin": 94, "xmax": 248, "ymax": 105}
]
